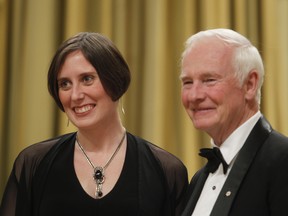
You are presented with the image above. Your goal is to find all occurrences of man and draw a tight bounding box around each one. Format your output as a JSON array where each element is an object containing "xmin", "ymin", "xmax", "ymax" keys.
[{"xmin": 180, "ymin": 28, "xmax": 288, "ymax": 216}]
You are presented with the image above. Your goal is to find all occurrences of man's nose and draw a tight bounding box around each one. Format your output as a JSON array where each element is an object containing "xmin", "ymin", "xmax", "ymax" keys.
[{"xmin": 188, "ymin": 82, "xmax": 206, "ymax": 101}]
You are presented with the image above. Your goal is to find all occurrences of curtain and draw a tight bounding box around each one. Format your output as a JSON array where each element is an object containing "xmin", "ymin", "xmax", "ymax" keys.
[{"xmin": 1, "ymin": 0, "xmax": 288, "ymax": 199}]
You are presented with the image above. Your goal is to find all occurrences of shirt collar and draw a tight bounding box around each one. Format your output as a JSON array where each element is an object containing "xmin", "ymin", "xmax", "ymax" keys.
[{"xmin": 211, "ymin": 111, "xmax": 262, "ymax": 165}]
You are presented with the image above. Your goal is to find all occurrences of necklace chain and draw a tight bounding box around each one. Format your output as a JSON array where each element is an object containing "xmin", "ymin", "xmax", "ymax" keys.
[{"xmin": 76, "ymin": 131, "xmax": 126, "ymax": 198}]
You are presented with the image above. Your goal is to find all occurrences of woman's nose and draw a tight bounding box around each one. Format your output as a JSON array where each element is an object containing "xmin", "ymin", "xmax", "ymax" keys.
[{"xmin": 71, "ymin": 84, "xmax": 85, "ymax": 101}]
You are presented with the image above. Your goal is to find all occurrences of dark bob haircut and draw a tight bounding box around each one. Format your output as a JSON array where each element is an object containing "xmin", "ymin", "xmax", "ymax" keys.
[{"xmin": 47, "ymin": 32, "xmax": 131, "ymax": 112}]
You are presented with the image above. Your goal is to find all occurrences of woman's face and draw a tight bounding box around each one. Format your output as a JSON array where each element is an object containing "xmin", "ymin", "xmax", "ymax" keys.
[{"xmin": 57, "ymin": 50, "xmax": 118, "ymax": 130}]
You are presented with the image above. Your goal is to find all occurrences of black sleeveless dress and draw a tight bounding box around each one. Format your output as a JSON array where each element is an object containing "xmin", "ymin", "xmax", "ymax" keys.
[{"xmin": 39, "ymin": 139, "xmax": 138, "ymax": 215}]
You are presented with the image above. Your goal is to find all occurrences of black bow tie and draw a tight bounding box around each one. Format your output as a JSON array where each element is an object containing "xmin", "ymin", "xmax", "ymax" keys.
[{"xmin": 199, "ymin": 147, "xmax": 229, "ymax": 174}]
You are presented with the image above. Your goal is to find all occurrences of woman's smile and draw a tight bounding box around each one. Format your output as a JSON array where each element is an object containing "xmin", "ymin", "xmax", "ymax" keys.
[{"xmin": 74, "ymin": 104, "xmax": 95, "ymax": 114}]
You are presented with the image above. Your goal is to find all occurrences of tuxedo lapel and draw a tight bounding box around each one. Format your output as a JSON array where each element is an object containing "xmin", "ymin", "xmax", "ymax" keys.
[
  {"xmin": 181, "ymin": 168, "xmax": 209, "ymax": 216},
  {"xmin": 210, "ymin": 117, "xmax": 272, "ymax": 216}
]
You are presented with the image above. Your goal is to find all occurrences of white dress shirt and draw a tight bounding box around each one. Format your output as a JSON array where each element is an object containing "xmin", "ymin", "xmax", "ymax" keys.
[{"xmin": 192, "ymin": 111, "xmax": 261, "ymax": 216}]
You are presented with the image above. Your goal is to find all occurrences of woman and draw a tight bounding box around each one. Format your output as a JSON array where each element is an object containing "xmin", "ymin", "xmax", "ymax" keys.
[{"xmin": 0, "ymin": 32, "xmax": 188, "ymax": 216}]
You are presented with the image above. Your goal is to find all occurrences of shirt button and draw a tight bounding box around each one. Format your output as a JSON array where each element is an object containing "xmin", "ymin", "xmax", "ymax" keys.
[
  {"xmin": 212, "ymin": 186, "xmax": 216, "ymax": 190},
  {"xmin": 225, "ymin": 191, "xmax": 232, "ymax": 197}
]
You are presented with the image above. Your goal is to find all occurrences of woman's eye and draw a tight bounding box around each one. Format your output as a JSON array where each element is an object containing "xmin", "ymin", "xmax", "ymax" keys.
[
  {"xmin": 58, "ymin": 80, "xmax": 71, "ymax": 90},
  {"xmin": 83, "ymin": 75, "xmax": 94, "ymax": 85}
]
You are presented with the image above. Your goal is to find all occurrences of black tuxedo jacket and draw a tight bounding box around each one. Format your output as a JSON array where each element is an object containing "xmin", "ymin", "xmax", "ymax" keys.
[{"xmin": 182, "ymin": 116, "xmax": 288, "ymax": 216}]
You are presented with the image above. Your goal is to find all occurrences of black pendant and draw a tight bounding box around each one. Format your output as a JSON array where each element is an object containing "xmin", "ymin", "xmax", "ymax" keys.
[
  {"xmin": 94, "ymin": 167, "xmax": 104, "ymax": 198},
  {"xmin": 94, "ymin": 167, "xmax": 105, "ymax": 183},
  {"xmin": 97, "ymin": 191, "xmax": 103, "ymax": 197}
]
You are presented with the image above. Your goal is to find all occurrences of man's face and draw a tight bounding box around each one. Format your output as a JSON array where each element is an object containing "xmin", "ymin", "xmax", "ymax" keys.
[{"xmin": 180, "ymin": 37, "xmax": 248, "ymax": 144}]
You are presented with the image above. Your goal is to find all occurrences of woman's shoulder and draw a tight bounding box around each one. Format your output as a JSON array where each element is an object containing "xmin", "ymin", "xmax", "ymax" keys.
[
  {"xmin": 18, "ymin": 133, "xmax": 74, "ymax": 158},
  {"xmin": 127, "ymin": 132, "xmax": 187, "ymax": 171},
  {"xmin": 14, "ymin": 133, "xmax": 75, "ymax": 174},
  {"xmin": 127, "ymin": 132, "xmax": 188, "ymax": 200}
]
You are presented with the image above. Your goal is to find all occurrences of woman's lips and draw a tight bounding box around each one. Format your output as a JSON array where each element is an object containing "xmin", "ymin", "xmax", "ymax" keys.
[{"xmin": 74, "ymin": 104, "xmax": 95, "ymax": 114}]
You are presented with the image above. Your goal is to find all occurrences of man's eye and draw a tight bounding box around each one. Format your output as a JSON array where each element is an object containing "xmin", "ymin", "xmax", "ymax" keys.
[
  {"xmin": 182, "ymin": 80, "xmax": 193, "ymax": 86},
  {"xmin": 204, "ymin": 78, "xmax": 216, "ymax": 83}
]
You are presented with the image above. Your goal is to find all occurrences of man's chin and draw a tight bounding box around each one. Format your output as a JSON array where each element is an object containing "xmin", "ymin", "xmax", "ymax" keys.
[{"xmin": 192, "ymin": 120, "xmax": 214, "ymax": 131}]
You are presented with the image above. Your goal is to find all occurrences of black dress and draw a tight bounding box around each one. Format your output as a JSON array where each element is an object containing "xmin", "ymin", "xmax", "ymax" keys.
[
  {"xmin": 39, "ymin": 134, "xmax": 139, "ymax": 215},
  {"xmin": 0, "ymin": 132, "xmax": 188, "ymax": 216}
]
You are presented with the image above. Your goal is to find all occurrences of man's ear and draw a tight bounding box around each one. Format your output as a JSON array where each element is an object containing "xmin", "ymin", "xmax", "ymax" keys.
[{"xmin": 245, "ymin": 70, "xmax": 259, "ymax": 100}]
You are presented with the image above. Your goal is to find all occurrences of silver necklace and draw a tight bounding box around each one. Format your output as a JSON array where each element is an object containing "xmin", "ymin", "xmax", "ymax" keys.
[{"xmin": 76, "ymin": 131, "xmax": 126, "ymax": 198}]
